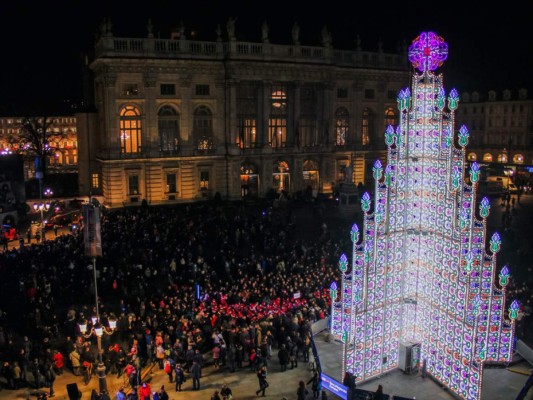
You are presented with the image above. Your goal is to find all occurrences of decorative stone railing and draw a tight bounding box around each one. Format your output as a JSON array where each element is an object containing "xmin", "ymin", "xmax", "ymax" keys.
[{"xmin": 95, "ymin": 36, "xmax": 408, "ymax": 69}]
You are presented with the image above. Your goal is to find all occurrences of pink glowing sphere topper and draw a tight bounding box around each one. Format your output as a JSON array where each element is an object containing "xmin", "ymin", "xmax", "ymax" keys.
[{"xmin": 408, "ymin": 32, "xmax": 448, "ymax": 72}]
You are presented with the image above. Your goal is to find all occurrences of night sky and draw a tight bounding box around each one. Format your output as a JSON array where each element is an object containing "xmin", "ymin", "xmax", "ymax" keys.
[{"xmin": 0, "ymin": 0, "xmax": 531, "ymax": 115}]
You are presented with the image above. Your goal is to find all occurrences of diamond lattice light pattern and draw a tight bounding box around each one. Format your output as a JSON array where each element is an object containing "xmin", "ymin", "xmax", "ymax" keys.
[{"xmin": 330, "ymin": 32, "xmax": 518, "ymax": 400}]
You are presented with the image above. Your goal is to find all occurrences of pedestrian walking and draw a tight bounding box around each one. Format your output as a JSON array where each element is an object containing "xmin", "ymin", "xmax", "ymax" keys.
[
  {"xmin": 255, "ymin": 365, "xmax": 269, "ymax": 397},
  {"xmin": 45, "ymin": 362, "xmax": 56, "ymax": 397},
  {"xmin": 297, "ymin": 380, "xmax": 309, "ymax": 400},
  {"xmin": 307, "ymin": 370, "xmax": 321, "ymax": 399},
  {"xmin": 174, "ymin": 364, "xmax": 185, "ymax": 392}
]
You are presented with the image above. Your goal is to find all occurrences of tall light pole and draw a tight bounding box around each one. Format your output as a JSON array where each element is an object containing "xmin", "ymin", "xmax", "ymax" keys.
[
  {"xmin": 78, "ymin": 279, "xmax": 116, "ymax": 396},
  {"xmin": 80, "ymin": 203, "xmax": 107, "ymax": 395}
]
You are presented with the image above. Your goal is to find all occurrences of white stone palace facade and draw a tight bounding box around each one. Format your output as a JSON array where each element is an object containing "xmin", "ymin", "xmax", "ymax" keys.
[{"xmin": 76, "ymin": 21, "xmax": 415, "ymax": 207}]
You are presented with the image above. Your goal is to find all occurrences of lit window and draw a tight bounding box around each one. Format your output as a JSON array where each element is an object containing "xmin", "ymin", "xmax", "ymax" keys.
[
  {"xmin": 269, "ymin": 85, "xmax": 287, "ymax": 148},
  {"xmin": 122, "ymin": 84, "xmax": 139, "ymax": 96},
  {"xmin": 128, "ymin": 175, "xmax": 139, "ymax": 195},
  {"xmin": 120, "ymin": 106, "xmax": 142, "ymax": 154},
  {"xmin": 335, "ymin": 107, "xmax": 349, "ymax": 146},
  {"xmin": 362, "ymin": 108, "xmax": 373, "ymax": 145},
  {"xmin": 194, "ymin": 106, "xmax": 213, "ymax": 150},
  {"xmin": 158, "ymin": 106, "xmax": 180, "ymax": 153},
  {"xmin": 200, "ymin": 171, "xmax": 209, "ymax": 190},
  {"xmin": 166, "ymin": 173, "xmax": 177, "ymax": 193},
  {"xmin": 92, "ymin": 173, "xmax": 99, "ymax": 189},
  {"xmin": 384, "ymin": 107, "xmax": 398, "ymax": 128}
]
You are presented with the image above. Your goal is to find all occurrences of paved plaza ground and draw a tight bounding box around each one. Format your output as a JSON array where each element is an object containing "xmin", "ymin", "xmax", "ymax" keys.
[{"xmin": 0, "ymin": 331, "xmax": 530, "ymax": 400}]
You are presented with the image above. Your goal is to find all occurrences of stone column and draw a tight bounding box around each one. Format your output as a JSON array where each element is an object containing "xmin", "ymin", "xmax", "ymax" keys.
[
  {"xmin": 353, "ymin": 81, "xmax": 364, "ymax": 146},
  {"xmin": 143, "ymin": 70, "xmax": 158, "ymax": 157},
  {"xmin": 226, "ymin": 79, "xmax": 240, "ymax": 155},
  {"xmin": 375, "ymin": 80, "xmax": 387, "ymax": 148},
  {"xmin": 260, "ymin": 81, "xmax": 271, "ymax": 149},
  {"xmin": 291, "ymin": 82, "xmax": 301, "ymax": 148},
  {"xmin": 179, "ymin": 78, "xmax": 192, "ymax": 150},
  {"xmin": 214, "ymin": 79, "xmax": 227, "ymax": 153},
  {"xmin": 100, "ymin": 73, "xmax": 117, "ymax": 156},
  {"xmin": 322, "ymin": 82, "xmax": 335, "ymax": 147}
]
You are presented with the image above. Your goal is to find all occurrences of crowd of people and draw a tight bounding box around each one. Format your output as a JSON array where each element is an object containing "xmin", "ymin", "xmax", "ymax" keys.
[
  {"xmin": 0, "ymin": 190, "xmax": 531, "ymax": 399},
  {"xmin": 0, "ymin": 198, "xmax": 350, "ymax": 398}
]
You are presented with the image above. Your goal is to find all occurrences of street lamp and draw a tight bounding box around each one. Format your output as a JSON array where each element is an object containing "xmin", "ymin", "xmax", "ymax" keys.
[
  {"xmin": 78, "ymin": 307, "xmax": 117, "ymax": 396},
  {"xmin": 32, "ymin": 201, "xmax": 50, "ymax": 242},
  {"xmin": 81, "ymin": 204, "xmax": 106, "ymax": 395}
]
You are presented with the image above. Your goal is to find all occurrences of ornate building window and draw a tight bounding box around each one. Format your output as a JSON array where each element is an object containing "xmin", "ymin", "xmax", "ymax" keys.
[
  {"xmin": 128, "ymin": 175, "xmax": 139, "ymax": 195},
  {"xmin": 384, "ymin": 107, "xmax": 398, "ymax": 128},
  {"xmin": 362, "ymin": 107, "xmax": 373, "ymax": 146},
  {"xmin": 497, "ymin": 153, "xmax": 508, "ymax": 163},
  {"xmin": 303, "ymin": 159, "xmax": 319, "ymax": 193},
  {"xmin": 120, "ymin": 105, "xmax": 142, "ymax": 154},
  {"xmin": 237, "ymin": 83, "xmax": 258, "ymax": 148},
  {"xmin": 158, "ymin": 105, "xmax": 180, "ymax": 153},
  {"xmin": 269, "ymin": 85, "xmax": 287, "ymax": 148},
  {"xmin": 199, "ymin": 170, "xmax": 210, "ymax": 190},
  {"xmin": 513, "ymin": 154, "xmax": 524, "ymax": 164},
  {"xmin": 335, "ymin": 107, "xmax": 349, "ymax": 146},
  {"xmin": 166, "ymin": 173, "xmax": 177, "ymax": 193},
  {"xmin": 193, "ymin": 105, "xmax": 213, "ymax": 150},
  {"xmin": 483, "ymin": 153, "xmax": 493, "ymax": 162},
  {"xmin": 273, "ymin": 160, "xmax": 290, "ymax": 192},
  {"xmin": 240, "ymin": 162, "xmax": 259, "ymax": 198},
  {"xmin": 299, "ymin": 85, "xmax": 318, "ymax": 147},
  {"xmin": 92, "ymin": 173, "xmax": 99, "ymax": 189}
]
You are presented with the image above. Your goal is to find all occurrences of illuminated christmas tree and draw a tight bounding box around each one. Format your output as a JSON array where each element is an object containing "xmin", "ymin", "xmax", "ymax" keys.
[{"xmin": 329, "ymin": 32, "xmax": 519, "ymax": 400}]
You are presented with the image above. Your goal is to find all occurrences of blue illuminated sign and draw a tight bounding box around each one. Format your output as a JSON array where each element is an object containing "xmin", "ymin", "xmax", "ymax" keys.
[{"xmin": 321, "ymin": 373, "xmax": 348, "ymax": 400}]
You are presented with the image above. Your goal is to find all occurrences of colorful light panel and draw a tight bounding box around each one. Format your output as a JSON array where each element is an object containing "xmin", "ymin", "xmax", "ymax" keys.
[{"xmin": 330, "ymin": 32, "xmax": 518, "ymax": 400}]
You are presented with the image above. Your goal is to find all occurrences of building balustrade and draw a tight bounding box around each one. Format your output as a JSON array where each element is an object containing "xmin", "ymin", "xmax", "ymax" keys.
[{"xmin": 95, "ymin": 36, "xmax": 407, "ymax": 69}]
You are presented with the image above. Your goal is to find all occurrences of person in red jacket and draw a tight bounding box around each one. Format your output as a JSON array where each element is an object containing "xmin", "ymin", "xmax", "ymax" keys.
[
  {"xmin": 139, "ymin": 382, "xmax": 152, "ymax": 400},
  {"xmin": 52, "ymin": 350, "xmax": 64, "ymax": 375}
]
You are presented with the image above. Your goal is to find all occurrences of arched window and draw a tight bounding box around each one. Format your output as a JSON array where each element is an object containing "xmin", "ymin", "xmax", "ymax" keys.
[
  {"xmin": 467, "ymin": 153, "xmax": 477, "ymax": 161},
  {"xmin": 362, "ymin": 108, "xmax": 373, "ymax": 146},
  {"xmin": 497, "ymin": 153, "xmax": 508, "ymax": 163},
  {"xmin": 240, "ymin": 162, "xmax": 259, "ymax": 198},
  {"xmin": 237, "ymin": 83, "xmax": 258, "ymax": 149},
  {"xmin": 299, "ymin": 84, "xmax": 318, "ymax": 147},
  {"xmin": 335, "ymin": 107, "xmax": 349, "ymax": 146},
  {"xmin": 158, "ymin": 105, "xmax": 180, "ymax": 153},
  {"xmin": 513, "ymin": 154, "xmax": 524, "ymax": 164},
  {"xmin": 482, "ymin": 153, "xmax": 493, "ymax": 162},
  {"xmin": 384, "ymin": 107, "xmax": 398, "ymax": 128},
  {"xmin": 193, "ymin": 105, "xmax": 213, "ymax": 150},
  {"xmin": 120, "ymin": 105, "xmax": 142, "ymax": 154}
]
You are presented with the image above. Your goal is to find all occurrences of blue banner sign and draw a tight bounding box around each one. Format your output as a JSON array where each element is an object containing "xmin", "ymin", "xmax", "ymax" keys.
[{"xmin": 321, "ymin": 373, "xmax": 348, "ymax": 400}]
